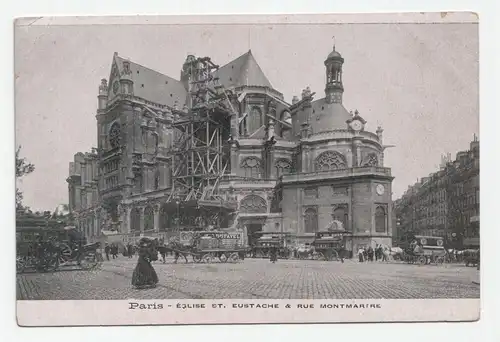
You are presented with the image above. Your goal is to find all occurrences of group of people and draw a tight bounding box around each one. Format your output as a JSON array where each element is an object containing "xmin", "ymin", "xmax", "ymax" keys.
[
  {"xmin": 357, "ymin": 244, "xmax": 389, "ymax": 262},
  {"xmin": 103, "ymin": 242, "xmax": 138, "ymax": 261}
]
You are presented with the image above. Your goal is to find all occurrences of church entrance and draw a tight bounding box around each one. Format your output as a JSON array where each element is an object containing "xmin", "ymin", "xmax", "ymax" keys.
[{"xmin": 246, "ymin": 223, "xmax": 263, "ymax": 247}]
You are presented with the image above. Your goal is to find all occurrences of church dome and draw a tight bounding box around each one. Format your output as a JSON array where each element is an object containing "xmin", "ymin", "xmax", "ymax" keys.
[
  {"xmin": 327, "ymin": 49, "xmax": 342, "ymax": 59},
  {"xmin": 308, "ymin": 98, "xmax": 352, "ymax": 134}
]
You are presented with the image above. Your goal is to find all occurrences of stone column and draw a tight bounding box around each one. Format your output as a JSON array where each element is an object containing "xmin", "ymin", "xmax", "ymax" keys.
[
  {"xmin": 139, "ymin": 207, "xmax": 145, "ymax": 232},
  {"xmin": 93, "ymin": 212, "xmax": 98, "ymax": 239},
  {"xmin": 352, "ymin": 138, "xmax": 362, "ymax": 167},
  {"xmin": 125, "ymin": 207, "xmax": 132, "ymax": 233},
  {"xmin": 230, "ymin": 144, "xmax": 239, "ymax": 176},
  {"xmin": 153, "ymin": 205, "xmax": 160, "ymax": 232}
]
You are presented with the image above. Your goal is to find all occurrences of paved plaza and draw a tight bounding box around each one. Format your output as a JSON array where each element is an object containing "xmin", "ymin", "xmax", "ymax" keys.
[{"xmin": 17, "ymin": 257, "xmax": 480, "ymax": 300}]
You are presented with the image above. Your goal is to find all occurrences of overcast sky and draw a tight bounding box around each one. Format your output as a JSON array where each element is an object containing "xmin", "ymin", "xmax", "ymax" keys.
[{"xmin": 15, "ymin": 21, "xmax": 478, "ymax": 212}]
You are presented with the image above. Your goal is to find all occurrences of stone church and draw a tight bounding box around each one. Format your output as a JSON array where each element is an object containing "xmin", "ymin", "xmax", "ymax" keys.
[{"xmin": 67, "ymin": 43, "xmax": 394, "ymax": 253}]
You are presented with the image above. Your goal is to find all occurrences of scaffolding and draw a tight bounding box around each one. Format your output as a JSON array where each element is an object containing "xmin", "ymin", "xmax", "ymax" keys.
[{"xmin": 166, "ymin": 56, "xmax": 237, "ymax": 229}]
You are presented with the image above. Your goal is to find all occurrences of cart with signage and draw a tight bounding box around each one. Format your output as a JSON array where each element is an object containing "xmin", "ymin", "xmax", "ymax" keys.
[
  {"xmin": 251, "ymin": 232, "xmax": 292, "ymax": 259},
  {"xmin": 404, "ymin": 235, "xmax": 447, "ymax": 265},
  {"xmin": 312, "ymin": 230, "xmax": 352, "ymax": 261},
  {"xmin": 175, "ymin": 230, "xmax": 247, "ymax": 263}
]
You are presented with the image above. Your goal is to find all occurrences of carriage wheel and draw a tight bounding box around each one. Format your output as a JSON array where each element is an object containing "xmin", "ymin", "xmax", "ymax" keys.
[
  {"xmin": 434, "ymin": 256, "xmax": 445, "ymax": 265},
  {"xmin": 58, "ymin": 243, "xmax": 72, "ymax": 265},
  {"xmin": 202, "ymin": 254, "xmax": 213, "ymax": 264},
  {"xmin": 219, "ymin": 253, "xmax": 228, "ymax": 263},
  {"xmin": 315, "ymin": 252, "xmax": 325, "ymax": 261},
  {"xmin": 80, "ymin": 251, "xmax": 98, "ymax": 270},
  {"xmin": 229, "ymin": 253, "xmax": 240, "ymax": 263},
  {"xmin": 330, "ymin": 250, "xmax": 339, "ymax": 261},
  {"xmin": 417, "ymin": 256, "xmax": 426, "ymax": 265},
  {"xmin": 192, "ymin": 254, "xmax": 202, "ymax": 263}
]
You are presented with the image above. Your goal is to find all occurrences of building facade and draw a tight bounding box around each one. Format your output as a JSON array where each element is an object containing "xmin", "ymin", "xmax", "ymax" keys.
[
  {"xmin": 394, "ymin": 137, "xmax": 479, "ymax": 248},
  {"xmin": 68, "ymin": 44, "xmax": 394, "ymax": 253}
]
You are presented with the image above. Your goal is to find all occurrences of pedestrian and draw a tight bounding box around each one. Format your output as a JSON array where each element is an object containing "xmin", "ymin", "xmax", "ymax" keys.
[
  {"xmin": 270, "ymin": 246, "xmax": 277, "ymax": 263},
  {"xmin": 382, "ymin": 247, "xmax": 389, "ymax": 262},
  {"xmin": 104, "ymin": 243, "xmax": 110, "ymax": 261},
  {"xmin": 132, "ymin": 238, "xmax": 159, "ymax": 289},
  {"xmin": 339, "ymin": 244, "xmax": 345, "ymax": 263},
  {"xmin": 127, "ymin": 243, "xmax": 133, "ymax": 258},
  {"xmin": 367, "ymin": 246, "xmax": 374, "ymax": 262},
  {"xmin": 358, "ymin": 247, "xmax": 364, "ymax": 262},
  {"xmin": 111, "ymin": 244, "xmax": 118, "ymax": 259}
]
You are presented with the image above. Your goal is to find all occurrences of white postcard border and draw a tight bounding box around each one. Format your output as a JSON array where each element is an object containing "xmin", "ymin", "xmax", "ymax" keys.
[{"xmin": 17, "ymin": 299, "xmax": 480, "ymax": 326}]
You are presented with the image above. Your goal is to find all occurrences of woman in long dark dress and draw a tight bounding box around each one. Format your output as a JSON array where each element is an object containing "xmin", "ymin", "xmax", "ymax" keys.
[{"xmin": 132, "ymin": 238, "xmax": 159, "ymax": 289}]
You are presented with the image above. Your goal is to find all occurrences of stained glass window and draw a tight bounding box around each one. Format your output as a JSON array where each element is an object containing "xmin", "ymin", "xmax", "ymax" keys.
[
  {"xmin": 109, "ymin": 122, "xmax": 121, "ymax": 149},
  {"xmin": 240, "ymin": 195, "xmax": 267, "ymax": 214},
  {"xmin": 275, "ymin": 159, "xmax": 292, "ymax": 178},
  {"xmin": 315, "ymin": 151, "xmax": 347, "ymax": 171},
  {"xmin": 241, "ymin": 157, "xmax": 262, "ymax": 178}
]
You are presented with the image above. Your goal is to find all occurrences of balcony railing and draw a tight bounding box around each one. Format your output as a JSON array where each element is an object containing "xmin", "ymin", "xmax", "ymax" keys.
[{"xmin": 280, "ymin": 166, "xmax": 392, "ymax": 183}]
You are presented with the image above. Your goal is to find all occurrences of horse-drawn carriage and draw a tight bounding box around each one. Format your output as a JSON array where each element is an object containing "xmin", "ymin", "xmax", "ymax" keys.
[
  {"xmin": 160, "ymin": 230, "xmax": 247, "ymax": 263},
  {"xmin": 312, "ymin": 230, "xmax": 351, "ymax": 261},
  {"xmin": 250, "ymin": 232, "xmax": 291, "ymax": 259},
  {"xmin": 462, "ymin": 249, "xmax": 480, "ymax": 267},
  {"xmin": 294, "ymin": 230, "xmax": 351, "ymax": 261},
  {"xmin": 402, "ymin": 235, "xmax": 447, "ymax": 265},
  {"xmin": 16, "ymin": 226, "xmax": 101, "ymax": 273}
]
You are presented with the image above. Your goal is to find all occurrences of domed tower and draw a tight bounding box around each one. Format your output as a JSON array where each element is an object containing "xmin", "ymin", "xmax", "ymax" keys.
[{"xmin": 324, "ymin": 45, "xmax": 344, "ymax": 104}]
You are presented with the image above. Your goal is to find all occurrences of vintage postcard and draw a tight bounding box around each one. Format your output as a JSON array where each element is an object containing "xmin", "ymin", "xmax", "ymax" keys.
[{"xmin": 15, "ymin": 13, "xmax": 480, "ymax": 326}]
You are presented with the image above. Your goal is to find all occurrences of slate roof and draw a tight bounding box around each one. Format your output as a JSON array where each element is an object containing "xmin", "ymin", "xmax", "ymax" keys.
[
  {"xmin": 212, "ymin": 50, "xmax": 273, "ymax": 89},
  {"xmin": 110, "ymin": 53, "xmax": 188, "ymax": 107},
  {"xmin": 308, "ymin": 97, "xmax": 352, "ymax": 134},
  {"xmin": 107, "ymin": 50, "xmax": 272, "ymax": 108}
]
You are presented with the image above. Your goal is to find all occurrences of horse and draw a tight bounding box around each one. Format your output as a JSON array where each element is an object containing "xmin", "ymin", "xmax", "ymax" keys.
[
  {"xmin": 295, "ymin": 245, "xmax": 315, "ymax": 260},
  {"xmin": 163, "ymin": 241, "xmax": 191, "ymax": 264},
  {"xmin": 389, "ymin": 247, "xmax": 404, "ymax": 260}
]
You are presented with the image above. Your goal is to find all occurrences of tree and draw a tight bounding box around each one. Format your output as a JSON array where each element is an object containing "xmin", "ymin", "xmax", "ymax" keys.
[{"xmin": 16, "ymin": 146, "xmax": 35, "ymax": 210}]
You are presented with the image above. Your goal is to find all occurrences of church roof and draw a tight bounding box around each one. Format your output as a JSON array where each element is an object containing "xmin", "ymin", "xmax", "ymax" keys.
[
  {"xmin": 212, "ymin": 50, "xmax": 273, "ymax": 89},
  {"xmin": 308, "ymin": 98, "xmax": 352, "ymax": 134},
  {"xmin": 111, "ymin": 53, "xmax": 188, "ymax": 107}
]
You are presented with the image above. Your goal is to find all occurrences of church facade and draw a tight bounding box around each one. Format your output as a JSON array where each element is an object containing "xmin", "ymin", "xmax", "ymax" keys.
[{"xmin": 67, "ymin": 44, "xmax": 394, "ymax": 254}]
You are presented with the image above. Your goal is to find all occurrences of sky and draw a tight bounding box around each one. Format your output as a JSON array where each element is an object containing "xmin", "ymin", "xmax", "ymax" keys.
[{"xmin": 14, "ymin": 20, "xmax": 479, "ymax": 212}]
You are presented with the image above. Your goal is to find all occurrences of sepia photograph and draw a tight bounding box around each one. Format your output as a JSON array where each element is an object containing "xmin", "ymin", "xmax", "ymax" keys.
[{"xmin": 14, "ymin": 13, "xmax": 480, "ymax": 325}]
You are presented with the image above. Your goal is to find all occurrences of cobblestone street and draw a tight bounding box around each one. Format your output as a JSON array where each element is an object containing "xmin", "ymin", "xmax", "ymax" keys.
[{"xmin": 17, "ymin": 257, "xmax": 480, "ymax": 300}]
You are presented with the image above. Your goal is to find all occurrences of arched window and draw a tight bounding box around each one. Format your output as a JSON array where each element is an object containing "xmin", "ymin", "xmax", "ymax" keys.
[
  {"xmin": 304, "ymin": 208, "xmax": 318, "ymax": 233},
  {"xmin": 275, "ymin": 159, "xmax": 292, "ymax": 178},
  {"xmin": 280, "ymin": 111, "xmax": 292, "ymax": 139},
  {"xmin": 109, "ymin": 122, "xmax": 121, "ymax": 149},
  {"xmin": 314, "ymin": 151, "xmax": 347, "ymax": 171},
  {"xmin": 159, "ymin": 204, "xmax": 169, "ymax": 231},
  {"xmin": 375, "ymin": 206, "xmax": 387, "ymax": 233},
  {"xmin": 240, "ymin": 157, "xmax": 262, "ymax": 178},
  {"xmin": 249, "ymin": 106, "xmax": 263, "ymax": 134},
  {"xmin": 144, "ymin": 206, "xmax": 154, "ymax": 231},
  {"xmin": 130, "ymin": 208, "xmax": 141, "ymax": 232},
  {"xmin": 362, "ymin": 153, "xmax": 379, "ymax": 167},
  {"xmin": 240, "ymin": 195, "xmax": 267, "ymax": 214},
  {"xmin": 333, "ymin": 206, "xmax": 348, "ymax": 229},
  {"xmin": 281, "ymin": 111, "xmax": 292, "ymax": 124}
]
